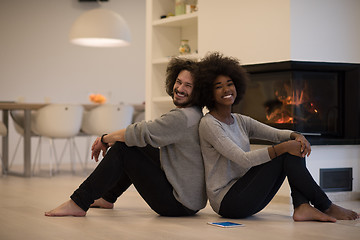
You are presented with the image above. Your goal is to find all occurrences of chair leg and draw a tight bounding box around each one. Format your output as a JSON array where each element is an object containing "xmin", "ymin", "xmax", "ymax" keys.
[
  {"xmin": 72, "ymin": 138, "xmax": 85, "ymax": 173},
  {"xmin": 53, "ymin": 139, "xmax": 60, "ymax": 173},
  {"xmin": 49, "ymin": 138, "xmax": 60, "ymax": 176},
  {"xmin": 67, "ymin": 138, "xmax": 84, "ymax": 174},
  {"xmin": 31, "ymin": 137, "xmax": 62, "ymax": 177},
  {"xmin": 32, "ymin": 137, "xmax": 42, "ymax": 176},
  {"xmin": 31, "ymin": 138, "xmax": 85, "ymax": 176},
  {"xmin": 69, "ymin": 138, "xmax": 75, "ymax": 174},
  {"xmin": 48, "ymin": 139, "xmax": 57, "ymax": 177},
  {"xmin": 58, "ymin": 138, "xmax": 73, "ymax": 173},
  {"xmin": 84, "ymin": 136, "xmax": 92, "ymax": 171},
  {"xmin": 49, "ymin": 139, "xmax": 54, "ymax": 177},
  {"xmin": 9, "ymin": 135, "xmax": 23, "ymax": 170},
  {"xmin": 57, "ymin": 138, "xmax": 83, "ymax": 174},
  {"xmin": 57, "ymin": 139, "xmax": 69, "ymax": 171}
]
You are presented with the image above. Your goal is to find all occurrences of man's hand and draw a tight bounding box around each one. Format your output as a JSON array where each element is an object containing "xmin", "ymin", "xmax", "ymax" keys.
[{"xmin": 91, "ymin": 137, "xmax": 108, "ymax": 162}]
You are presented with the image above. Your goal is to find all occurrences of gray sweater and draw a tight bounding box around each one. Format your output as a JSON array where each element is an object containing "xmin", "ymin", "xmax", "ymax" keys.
[
  {"xmin": 199, "ymin": 113, "xmax": 292, "ymax": 213},
  {"xmin": 125, "ymin": 106, "xmax": 207, "ymax": 211}
]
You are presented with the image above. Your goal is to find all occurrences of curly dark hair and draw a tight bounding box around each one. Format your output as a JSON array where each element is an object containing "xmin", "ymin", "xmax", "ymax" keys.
[
  {"xmin": 165, "ymin": 57, "xmax": 201, "ymax": 106},
  {"xmin": 197, "ymin": 52, "xmax": 248, "ymax": 111}
]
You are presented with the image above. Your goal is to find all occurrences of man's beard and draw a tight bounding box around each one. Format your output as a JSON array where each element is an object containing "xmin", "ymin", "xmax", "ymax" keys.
[
  {"xmin": 173, "ymin": 97, "xmax": 192, "ymax": 107},
  {"xmin": 173, "ymin": 89, "xmax": 192, "ymax": 107}
]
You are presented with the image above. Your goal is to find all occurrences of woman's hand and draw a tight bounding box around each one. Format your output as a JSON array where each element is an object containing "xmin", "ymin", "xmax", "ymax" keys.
[
  {"xmin": 284, "ymin": 140, "xmax": 304, "ymax": 157},
  {"xmin": 291, "ymin": 133, "xmax": 311, "ymax": 157},
  {"xmin": 91, "ymin": 137, "xmax": 108, "ymax": 162}
]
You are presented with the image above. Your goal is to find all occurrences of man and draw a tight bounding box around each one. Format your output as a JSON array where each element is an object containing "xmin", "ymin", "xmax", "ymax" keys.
[{"xmin": 45, "ymin": 57, "xmax": 207, "ymax": 217}]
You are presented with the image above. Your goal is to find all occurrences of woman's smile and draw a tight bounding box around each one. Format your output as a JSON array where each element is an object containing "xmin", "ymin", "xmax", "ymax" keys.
[
  {"xmin": 213, "ymin": 75, "xmax": 237, "ymax": 107},
  {"xmin": 223, "ymin": 94, "xmax": 233, "ymax": 99}
]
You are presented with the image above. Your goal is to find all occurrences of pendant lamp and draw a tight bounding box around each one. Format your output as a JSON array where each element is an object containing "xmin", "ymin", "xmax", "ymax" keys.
[{"xmin": 69, "ymin": 8, "xmax": 131, "ymax": 47}]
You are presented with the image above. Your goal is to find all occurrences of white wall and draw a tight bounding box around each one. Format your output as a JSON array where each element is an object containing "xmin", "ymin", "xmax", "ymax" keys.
[
  {"xmin": 291, "ymin": 0, "xmax": 360, "ymax": 63},
  {"xmin": 199, "ymin": 0, "xmax": 291, "ymax": 64},
  {"xmin": 0, "ymin": 0, "xmax": 146, "ymax": 167},
  {"xmin": 0, "ymin": 0, "xmax": 146, "ymax": 105},
  {"xmin": 199, "ymin": 0, "xmax": 360, "ymax": 64}
]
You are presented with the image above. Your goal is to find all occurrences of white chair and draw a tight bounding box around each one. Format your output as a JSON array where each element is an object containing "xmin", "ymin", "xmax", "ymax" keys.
[
  {"xmin": 81, "ymin": 103, "xmax": 134, "ymax": 136},
  {"xmin": 81, "ymin": 103, "xmax": 134, "ymax": 165},
  {"xmin": 31, "ymin": 104, "xmax": 84, "ymax": 176}
]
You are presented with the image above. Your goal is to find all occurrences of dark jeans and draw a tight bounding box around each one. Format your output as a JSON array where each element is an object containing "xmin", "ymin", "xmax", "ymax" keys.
[
  {"xmin": 71, "ymin": 142, "xmax": 197, "ymax": 217},
  {"xmin": 219, "ymin": 153, "xmax": 332, "ymax": 219}
]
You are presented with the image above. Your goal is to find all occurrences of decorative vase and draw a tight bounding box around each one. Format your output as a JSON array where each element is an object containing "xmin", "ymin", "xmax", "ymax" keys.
[
  {"xmin": 179, "ymin": 40, "xmax": 191, "ymax": 55},
  {"xmin": 175, "ymin": 0, "xmax": 186, "ymax": 16}
]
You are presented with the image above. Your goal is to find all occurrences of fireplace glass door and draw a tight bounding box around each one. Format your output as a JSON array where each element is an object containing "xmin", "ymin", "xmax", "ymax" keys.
[{"xmin": 233, "ymin": 71, "xmax": 340, "ymax": 137}]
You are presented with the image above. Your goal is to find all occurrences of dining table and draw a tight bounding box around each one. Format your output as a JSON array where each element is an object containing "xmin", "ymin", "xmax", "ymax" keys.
[
  {"xmin": 1, "ymin": 102, "xmax": 47, "ymax": 177},
  {"xmin": 1, "ymin": 102, "xmax": 142, "ymax": 177}
]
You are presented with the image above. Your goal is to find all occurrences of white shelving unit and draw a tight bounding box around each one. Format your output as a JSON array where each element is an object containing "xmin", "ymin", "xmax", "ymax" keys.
[{"xmin": 146, "ymin": 0, "xmax": 199, "ymax": 120}]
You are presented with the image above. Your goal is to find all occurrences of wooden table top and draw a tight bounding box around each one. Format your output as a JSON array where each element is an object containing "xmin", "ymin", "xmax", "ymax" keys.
[
  {"xmin": 0, "ymin": 102, "xmax": 143, "ymax": 111},
  {"xmin": 0, "ymin": 102, "xmax": 47, "ymax": 110}
]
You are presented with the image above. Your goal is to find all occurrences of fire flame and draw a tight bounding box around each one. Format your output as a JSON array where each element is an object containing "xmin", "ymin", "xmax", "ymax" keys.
[{"xmin": 265, "ymin": 82, "xmax": 318, "ymax": 124}]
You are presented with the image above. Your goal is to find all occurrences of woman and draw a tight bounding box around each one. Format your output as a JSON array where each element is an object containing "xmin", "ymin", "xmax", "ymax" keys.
[{"xmin": 197, "ymin": 52, "xmax": 359, "ymax": 221}]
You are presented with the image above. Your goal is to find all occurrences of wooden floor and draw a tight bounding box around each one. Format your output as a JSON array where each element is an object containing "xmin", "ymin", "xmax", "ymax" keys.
[{"xmin": 0, "ymin": 170, "xmax": 359, "ymax": 240}]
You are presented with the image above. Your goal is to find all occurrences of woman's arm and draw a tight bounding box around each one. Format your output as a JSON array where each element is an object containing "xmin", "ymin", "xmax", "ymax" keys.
[
  {"xmin": 240, "ymin": 115, "xmax": 311, "ymax": 159},
  {"xmin": 268, "ymin": 140, "xmax": 305, "ymax": 159},
  {"xmin": 268, "ymin": 132, "xmax": 312, "ymax": 160},
  {"xmin": 200, "ymin": 116, "xmax": 272, "ymax": 169}
]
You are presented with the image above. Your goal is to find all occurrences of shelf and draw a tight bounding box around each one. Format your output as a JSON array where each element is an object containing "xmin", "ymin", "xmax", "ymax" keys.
[
  {"xmin": 152, "ymin": 57, "xmax": 172, "ymax": 65},
  {"xmin": 153, "ymin": 12, "xmax": 198, "ymax": 27},
  {"xmin": 147, "ymin": 1, "xmax": 199, "ymax": 120},
  {"xmin": 152, "ymin": 96, "xmax": 173, "ymax": 103},
  {"xmin": 152, "ymin": 53, "xmax": 200, "ymax": 65}
]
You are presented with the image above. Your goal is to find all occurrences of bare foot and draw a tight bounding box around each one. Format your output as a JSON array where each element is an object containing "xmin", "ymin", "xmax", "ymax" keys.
[
  {"xmin": 90, "ymin": 198, "xmax": 114, "ymax": 209},
  {"xmin": 324, "ymin": 203, "xmax": 359, "ymax": 220},
  {"xmin": 45, "ymin": 199, "xmax": 86, "ymax": 217},
  {"xmin": 293, "ymin": 203, "xmax": 336, "ymax": 222}
]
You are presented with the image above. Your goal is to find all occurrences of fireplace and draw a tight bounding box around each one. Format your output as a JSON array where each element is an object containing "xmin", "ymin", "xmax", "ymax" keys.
[{"xmin": 232, "ymin": 61, "xmax": 360, "ymax": 145}]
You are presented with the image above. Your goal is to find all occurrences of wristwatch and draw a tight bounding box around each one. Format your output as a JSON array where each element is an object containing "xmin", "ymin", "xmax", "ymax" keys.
[{"xmin": 101, "ymin": 134, "xmax": 109, "ymax": 147}]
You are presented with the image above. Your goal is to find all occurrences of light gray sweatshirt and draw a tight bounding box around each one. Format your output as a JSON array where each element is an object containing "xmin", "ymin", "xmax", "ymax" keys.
[
  {"xmin": 125, "ymin": 106, "xmax": 207, "ymax": 211},
  {"xmin": 199, "ymin": 113, "xmax": 292, "ymax": 213}
]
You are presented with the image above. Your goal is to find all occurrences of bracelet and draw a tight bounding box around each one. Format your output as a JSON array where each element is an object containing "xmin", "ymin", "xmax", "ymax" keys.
[
  {"xmin": 101, "ymin": 134, "xmax": 109, "ymax": 147},
  {"xmin": 272, "ymin": 145, "xmax": 278, "ymax": 158}
]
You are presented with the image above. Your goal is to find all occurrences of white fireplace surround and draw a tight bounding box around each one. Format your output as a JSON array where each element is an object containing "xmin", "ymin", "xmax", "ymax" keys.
[{"xmin": 251, "ymin": 144, "xmax": 360, "ymax": 202}]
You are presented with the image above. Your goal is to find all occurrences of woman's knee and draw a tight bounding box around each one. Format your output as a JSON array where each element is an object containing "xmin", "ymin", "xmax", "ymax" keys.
[
  {"xmin": 282, "ymin": 152, "xmax": 304, "ymax": 160},
  {"xmin": 152, "ymin": 204, "xmax": 197, "ymax": 217},
  {"xmin": 219, "ymin": 201, "xmax": 258, "ymax": 219},
  {"xmin": 219, "ymin": 208, "xmax": 254, "ymax": 219},
  {"xmin": 282, "ymin": 153, "xmax": 305, "ymax": 168}
]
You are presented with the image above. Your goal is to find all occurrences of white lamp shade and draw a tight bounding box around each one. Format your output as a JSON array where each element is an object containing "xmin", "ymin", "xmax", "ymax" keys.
[{"xmin": 69, "ymin": 8, "xmax": 131, "ymax": 47}]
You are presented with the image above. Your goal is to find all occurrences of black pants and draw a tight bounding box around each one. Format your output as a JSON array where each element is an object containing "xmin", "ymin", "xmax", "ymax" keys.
[
  {"xmin": 219, "ymin": 153, "xmax": 332, "ymax": 219},
  {"xmin": 71, "ymin": 142, "xmax": 197, "ymax": 217}
]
